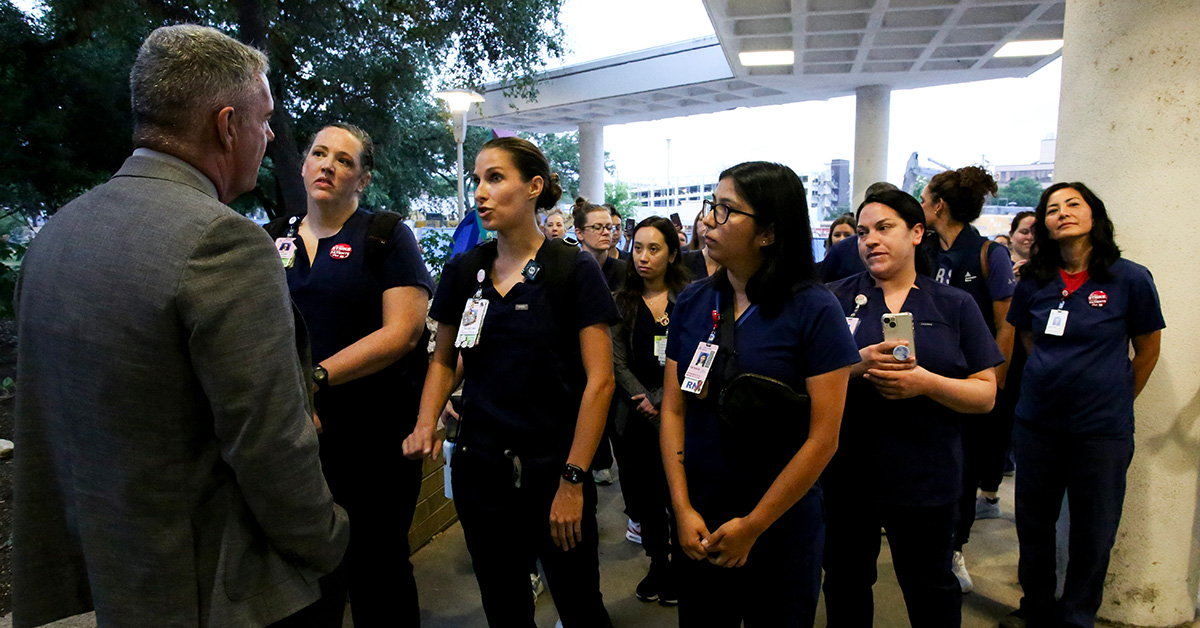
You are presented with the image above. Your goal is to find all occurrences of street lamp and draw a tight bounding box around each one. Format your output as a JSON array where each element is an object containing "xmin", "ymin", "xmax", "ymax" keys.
[{"xmin": 434, "ymin": 89, "xmax": 486, "ymax": 222}]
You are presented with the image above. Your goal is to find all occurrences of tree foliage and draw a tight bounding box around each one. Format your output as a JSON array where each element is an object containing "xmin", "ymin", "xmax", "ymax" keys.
[
  {"xmin": 1000, "ymin": 176, "xmax": 1043, "ymax": 208},
  {"xmin": 604, "ymin": 181, "xmax": 637, "ymax": 218},
  {"xmin": 1, "ymin": 0, "xmax": 567, "ymax": 219}
]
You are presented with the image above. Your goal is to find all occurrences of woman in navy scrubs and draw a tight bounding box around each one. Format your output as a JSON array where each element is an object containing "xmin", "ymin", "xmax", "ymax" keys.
[
  {"xmin": 823, "ymin": 189, "xmax": 1003, "ymax": 628},
  {"xmin": 659, "ymin": 161, "xmax": 858, "ymax": 627},
  {"xmin": 1004, "ymin": 182, "xmax": 1163, "ymax": 628},
  {"xmin": 282, "ymin": 123, "xmax": 434, "ymax": 626},
  {"xmin": 921, "ymin": 166, "xmax": 1016, "ymax": 590},
  {"xmin": 611, "ymin": 216, "xmax": 691, "ymax": 605},
  {"xmin": 402, "ymin": 137, "xmax": 617, "ymax": 628}
]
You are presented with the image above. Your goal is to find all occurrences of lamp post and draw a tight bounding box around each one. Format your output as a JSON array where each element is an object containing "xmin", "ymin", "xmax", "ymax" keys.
[{"xmin": 434, "ymin": 89, "xmax": 486, "ymax": 222}]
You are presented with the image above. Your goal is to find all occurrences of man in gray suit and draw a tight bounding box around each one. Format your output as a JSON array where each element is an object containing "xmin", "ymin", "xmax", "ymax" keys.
[{"xmin": 13, "ymin": 25, "xmax": 349, "ymax": 628}]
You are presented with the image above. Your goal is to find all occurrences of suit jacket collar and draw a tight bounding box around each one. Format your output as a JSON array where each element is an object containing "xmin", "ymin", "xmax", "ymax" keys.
[{"xmin": 117, "ymin": 148, "xmax": 220, "ymax": 200}]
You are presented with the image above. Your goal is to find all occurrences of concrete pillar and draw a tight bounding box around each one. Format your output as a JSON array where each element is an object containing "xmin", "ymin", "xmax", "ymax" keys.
[
  {"xmin": 1056, "ymin": 1, "xmax": 1200, "ymax": 626},
  {"xmin": 578, "ymin": 122, "xmax": 605, "ymax": 205},
  {"xmin": 852, "ymin": 85, "xmax": 891, "ymax": 207}
]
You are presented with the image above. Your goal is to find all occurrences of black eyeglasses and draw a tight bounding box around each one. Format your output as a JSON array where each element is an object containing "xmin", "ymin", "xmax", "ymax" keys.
[
  {"xmin": 701, "ymin": 199, "xmax": 756, "ymax": 224},
  {"xmin": 580, "ymin": 223, "xmax": 619, "ymax": 234}
]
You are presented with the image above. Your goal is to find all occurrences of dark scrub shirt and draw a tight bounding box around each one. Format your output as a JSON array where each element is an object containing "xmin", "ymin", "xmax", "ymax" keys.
[
  {"xmin": 1006, "ymin": 258, "xmax": 1164, "ymax": 437},
  {"xmin": 826, "ymin": 272, "xmax": 1004, "ymax": 506},
  {"xmin": 666, "ymin": 280, "xmax": 859, "ymax": 522},
  {"xmin": 600, "ymin": 255, "xmax": 627, "ymax": 292},
  {"xmin": 931, "ymin": 224, "xmax": 1016, "ymax": 333},
  {"xmin": 629, "ymin": 299, "xmax": 673, "ymax": 389},
  {"xmin": 682, "ymin": 250, "xmax": 709, "ymax": 282},
  {"xmin": 818, "ymin": 235, "xmax": 867, "ymax": 283},
  {"xmin": 430, "ymin": 240, "xmax": 620, "ymax": 456},
  {"xmin": 285, "ymin": 209, "xmax": 434, "ymax": 433}
]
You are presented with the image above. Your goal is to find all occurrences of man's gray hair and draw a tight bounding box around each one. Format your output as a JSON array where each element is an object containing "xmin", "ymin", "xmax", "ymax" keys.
[{"xmin": 130, "ymin": 24, "xmax": 269, "ymax": 146}]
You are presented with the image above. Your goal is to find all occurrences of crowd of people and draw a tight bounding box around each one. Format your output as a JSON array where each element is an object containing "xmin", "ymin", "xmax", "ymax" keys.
[{"xmin": 12, "ymin": 24, "xmax": 1165, "ymax": 628}]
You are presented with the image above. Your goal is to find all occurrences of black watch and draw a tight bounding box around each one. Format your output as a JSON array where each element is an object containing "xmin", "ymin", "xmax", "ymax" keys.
[
  {"xmin": 562, "ymin": 463, "xmax": 586, "ymax": 484},
  {"xmin": 312, "ymin": 364, "xmax": 329, "ymax": 390}
]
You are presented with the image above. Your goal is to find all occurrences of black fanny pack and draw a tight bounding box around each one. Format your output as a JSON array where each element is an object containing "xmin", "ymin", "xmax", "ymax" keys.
[{"xmin": 714, "ymin": 295, "xmax": 811, "ymax": 467}]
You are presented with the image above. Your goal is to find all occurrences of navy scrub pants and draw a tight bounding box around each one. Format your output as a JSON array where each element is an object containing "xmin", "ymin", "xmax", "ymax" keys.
[
  {"xmin": 823, "ymin": 494, "xmax": 961, "ymax": 628},
  {"xmin": 677, "ymin": 487, "xmax": 824, "ymax": 628},
  {"xmin": 452, "ymin": 444, "xmax": 612, "ymax": 628},
  {"xmin": 1013, "ymin": 422, "xmax": 1134, "ymax": 628}
]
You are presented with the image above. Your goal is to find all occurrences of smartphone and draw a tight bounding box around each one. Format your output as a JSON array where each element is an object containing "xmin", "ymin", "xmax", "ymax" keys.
[
  {"xmin": 670, "ymin": 213, "xmax": 684, "ymax": 232},
  {"xmin": 881, "ymin": 312, "xmax": 916, "ymax": 360},
  {"xmin": 624, "ymin": 218, "xmax": 635, "ymax": 240}
]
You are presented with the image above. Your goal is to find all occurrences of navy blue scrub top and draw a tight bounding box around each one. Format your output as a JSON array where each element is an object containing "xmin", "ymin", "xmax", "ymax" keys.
[
  {"xmin": 284, "ymin": 209, "xmax": 433, "ymax": 405},
  {"xmin": 818, "ymin": 234, "xmax": 866, "ymax": 283},
  {"xmin": 826, "ymin": 272, "xmax": 1004, "ymax": 507},
  {"xmin": 430, "ymin": 239, "xmax": 620, "ymax": 456},
  {"xmin": 1006, "ymin": 258, "xmax": 1164, "ymax": 437},
  {"xmin": 666, "ymin": 279, "xmax": 859, "ymax": 521},
  {"xmin": 931, "ymin": 224, "xmax": 1016, "ymax": 334}
]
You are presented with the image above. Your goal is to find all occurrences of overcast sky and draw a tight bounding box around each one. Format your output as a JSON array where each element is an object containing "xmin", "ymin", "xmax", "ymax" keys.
[{"xmin": 552, "ymin": 0, "xmax": 1062, "ymax": 187}]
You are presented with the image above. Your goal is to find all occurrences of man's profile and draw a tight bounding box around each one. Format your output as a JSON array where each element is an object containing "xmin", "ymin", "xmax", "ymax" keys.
[{"xmin": 13, "ymin": 24, "xmax": 348, "ymax": 628}]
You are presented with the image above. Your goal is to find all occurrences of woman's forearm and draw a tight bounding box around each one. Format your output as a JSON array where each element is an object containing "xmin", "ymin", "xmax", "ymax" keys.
[
  {"xmin": 659, "ymin": 362, "xmax": 693, "ymax": 511},
  {"xmin": 321, "ymin": 286, "xmax": 428, "ymax": 385},
  {"xmin": 566, "ymin": 325, "xmax": 616, "ymax": 470},
  {"xmin": 414, "ymin": 324, "xmax": 461, "ymax": 431},
  {"xmin": 922, "ymin": 368, "xmax": 996, "ymax": 414}
]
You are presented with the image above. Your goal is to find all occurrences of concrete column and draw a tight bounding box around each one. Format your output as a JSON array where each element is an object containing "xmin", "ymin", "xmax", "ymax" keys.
[
  {"xmin": 1056, "ymin": 1, "xmax": 1200, "ymax": 626},
  {"xmin": 852, "ymin": 85, "xmax": 891, "ymax": 208},
  {"xmin": 578, "ymin": 122, "xmax": 605, "ymax": 205}
]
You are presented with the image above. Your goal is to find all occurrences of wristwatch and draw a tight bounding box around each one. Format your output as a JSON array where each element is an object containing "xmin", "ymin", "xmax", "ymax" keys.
[
  {"xmin": 562, "ymin": 463, "xmax": 587, "ymax": 484},
  {"xmin": 312, "ymin": 364, "xmax": 329, "ymax": 390}
]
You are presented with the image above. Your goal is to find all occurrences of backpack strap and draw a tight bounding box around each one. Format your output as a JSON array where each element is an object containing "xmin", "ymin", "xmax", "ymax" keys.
[
  {"xmin": 264, "ymin": 214, "xmax": 297, "ymax": 240},
  {"xmin": 537, "ymin": 238, "xmax": 584, "ymax": 388},
  {"xmin": 364, "ymin": 210, "xmax": 403, "ymax": 284}
]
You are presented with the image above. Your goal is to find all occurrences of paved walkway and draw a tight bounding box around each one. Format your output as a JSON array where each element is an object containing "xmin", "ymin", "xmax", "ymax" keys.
[{"xmin": 10, "ymin": 471, "xmax": 1180, "ymax": 628}]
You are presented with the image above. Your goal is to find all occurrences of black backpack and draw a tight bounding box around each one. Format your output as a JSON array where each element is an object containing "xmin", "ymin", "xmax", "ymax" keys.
[{"xmin": 452, "ymin": 238, "xmax": 583, "ymax": 386}]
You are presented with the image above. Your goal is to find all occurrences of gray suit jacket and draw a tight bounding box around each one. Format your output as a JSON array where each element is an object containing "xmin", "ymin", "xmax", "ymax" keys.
[{"xmin": 13, "ymin": 152, "xmax": 350, "ymax": 627}]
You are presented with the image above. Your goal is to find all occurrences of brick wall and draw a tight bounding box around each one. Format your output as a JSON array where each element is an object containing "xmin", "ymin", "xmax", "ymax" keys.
[{"xmin": 407, "ymin": 432, "xmax": 457, "ymax": 553}]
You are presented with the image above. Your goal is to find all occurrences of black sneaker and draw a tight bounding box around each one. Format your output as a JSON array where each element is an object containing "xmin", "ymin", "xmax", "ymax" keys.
[
  {"xmin": 657, "ymin": 568, "xmax": 678, "ymax": 606},
  {"xmin": 635, "ymin": 561, "xmax": 664, "ymax": 602}
]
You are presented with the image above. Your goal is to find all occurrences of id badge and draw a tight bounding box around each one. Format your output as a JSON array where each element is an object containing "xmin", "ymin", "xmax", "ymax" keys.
[
  {"xmin": 275, "ymin": 237, "xmax": 297, "ymax": 268},
  {"xmin": 845, "ymin": 317, "xmax": 860, "ymax": 335},
  {"xmin": 654, "ymin": 335, "xmax": 668, "ymax": 366},
  {"xmin": 680, "ymin": 342, "xmax": 718, "ymax": 395},
  {"xmin": 455, "ymin": 298, "xmax": 489, "ymax": 348},
  {"xmin": 1045, "ymin": 309, "xmax": 1068, "ymax": 337}
]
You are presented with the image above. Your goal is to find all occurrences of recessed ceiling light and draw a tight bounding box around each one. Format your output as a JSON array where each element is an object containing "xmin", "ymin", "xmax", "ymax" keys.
[
  {"xmin": 995, "ymin": 40, "xmax": 1063, "ymax": 58},
  {"xmin": 739, "ymin": 50, "xmax": 795, "ymax": 66}
]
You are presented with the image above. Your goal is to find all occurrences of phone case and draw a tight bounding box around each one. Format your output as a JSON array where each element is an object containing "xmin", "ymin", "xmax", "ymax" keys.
[{"xmin": 881, "ymin": 312, "xmax": 917, "ymax": 359}]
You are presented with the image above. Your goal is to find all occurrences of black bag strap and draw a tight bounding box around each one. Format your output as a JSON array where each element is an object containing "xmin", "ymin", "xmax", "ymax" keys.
[{"xmin": 364, "ymin": 210, "xmax": 402, "ymax": 284}]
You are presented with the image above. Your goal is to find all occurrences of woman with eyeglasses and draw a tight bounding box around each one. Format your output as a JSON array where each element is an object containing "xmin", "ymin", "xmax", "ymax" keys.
[
  {"xmin": 1003, "ymin": 183, "xmax": 1162, "ymax": 628},
  {"xmin": 572, "ymin": 197, "xmax": 626, "ymax": 291},
  {"xmin": 402, "ymin": 137, "xmax": 618, "ymax": 627},
  {"xmin": 822, "ymin": 189, "xmax": 1003, "ymax": 628},
  {"xmin": 659, "ymin": 162, "xmax": 858, "ymax": 627}
]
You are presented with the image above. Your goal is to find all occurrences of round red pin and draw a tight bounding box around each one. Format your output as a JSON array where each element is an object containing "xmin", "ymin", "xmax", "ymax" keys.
[
  {"xmin": 1088, "ymin": 290, "xmax": 1108, "ymax": 307},
  {"xmin": 330, "ymin": 243, "xmax": 352, "ymax": 260}
]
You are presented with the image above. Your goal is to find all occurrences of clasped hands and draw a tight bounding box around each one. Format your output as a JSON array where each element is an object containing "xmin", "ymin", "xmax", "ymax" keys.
[{"xmin": 675, "ymin": 507, "xmax": 763, "ymax": 569}]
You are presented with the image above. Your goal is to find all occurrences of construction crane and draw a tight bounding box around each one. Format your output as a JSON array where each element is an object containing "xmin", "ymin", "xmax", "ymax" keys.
[{"xmin": 901, "ymin": 152, "xmax": 954, "ymax": 194}]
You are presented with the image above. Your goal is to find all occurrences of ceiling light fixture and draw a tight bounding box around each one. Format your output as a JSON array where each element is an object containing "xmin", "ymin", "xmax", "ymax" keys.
[{"xmin": 738, "ymin": 50, "xmax": 795, "ymax": 66}]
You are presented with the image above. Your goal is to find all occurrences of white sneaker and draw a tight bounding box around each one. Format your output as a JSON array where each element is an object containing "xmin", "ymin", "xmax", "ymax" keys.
[
  {"xmin": 593, "ymin": 468, "xmax": 614, "ymax": 485},
  {"xmin": 952, "ymin": 550, "xmax": 974, "ymax": 593},
  {"xmin": 531, "ymin": 572, "xmax": 544, "ymax": 601},
  {"xmin": 625, "ymin": 518, "xmax": 643, "ymax": 544}
]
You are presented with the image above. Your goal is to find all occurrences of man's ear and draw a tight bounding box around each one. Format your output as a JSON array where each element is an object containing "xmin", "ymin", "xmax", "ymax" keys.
[{"xmin": 216, "ymin": 106, "xmax": 236, "ymax": 152}]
